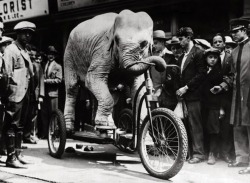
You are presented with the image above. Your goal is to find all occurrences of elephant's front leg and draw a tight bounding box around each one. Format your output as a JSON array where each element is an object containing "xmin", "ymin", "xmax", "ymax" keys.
[{"xmin": 86, "ymin": 72, "xmax": 116, "ymax": 128}]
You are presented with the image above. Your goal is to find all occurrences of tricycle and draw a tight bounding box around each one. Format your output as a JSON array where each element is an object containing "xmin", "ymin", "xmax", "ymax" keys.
[{"xmin": 47, "ymin": 62, "xmax": 188, "ymax": 180}]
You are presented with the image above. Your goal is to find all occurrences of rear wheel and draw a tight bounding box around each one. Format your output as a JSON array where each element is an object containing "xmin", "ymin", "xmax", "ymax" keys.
[
  {"xmin": 139, "ymin": 108, "xmax": 188, "ymax": 180},
  {"xmin": 116, "ymin": 108, "xmax": 135, "ymax": 153},
  {"xmin": 48, "ymin": 109, "xmax": 67, "ymax": 158}
]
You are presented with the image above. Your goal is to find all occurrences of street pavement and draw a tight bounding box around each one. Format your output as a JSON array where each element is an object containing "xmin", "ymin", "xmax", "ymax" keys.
[{"xmin": 0, "ymin": 139, "xmax": 249, "ymax": 183}]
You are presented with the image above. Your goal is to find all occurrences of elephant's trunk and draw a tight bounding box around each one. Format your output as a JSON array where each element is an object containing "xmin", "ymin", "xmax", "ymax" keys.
[{"xmin": 124, "ymin": 56, "xmax": 166, "ymax": 76}]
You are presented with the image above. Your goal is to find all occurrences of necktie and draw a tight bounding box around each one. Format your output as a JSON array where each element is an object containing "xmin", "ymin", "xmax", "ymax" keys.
[{"xmin": 46, "ymin": 62, "xmax": 51, "ymax": 78}]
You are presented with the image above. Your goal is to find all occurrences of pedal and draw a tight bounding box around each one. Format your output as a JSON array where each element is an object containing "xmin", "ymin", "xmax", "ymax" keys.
[{"xmin": 95, "ymin": 125, "xmax": 117, "ymax": 130}]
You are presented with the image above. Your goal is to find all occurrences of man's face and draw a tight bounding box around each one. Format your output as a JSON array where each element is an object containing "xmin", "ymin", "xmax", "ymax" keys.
[
  {"xmin": 17, "ymin": 29, "xmax": 33, "ymax": 45},
  {"xmin": 29, "ymin": 50, "xmax": 37, "ymax": 62},
  {"xmin": 178, "ymin": 36, "xmax": 190, "ymax": 49},
  {"xmin": 231, "ymin": 29, "xmax": 246, "ymax": 42},
  {"xmin": 153, "ymin": 39, "xmax": 165, "ymax": 54},
  {"xmin": 225, "ymin": 44, "xmax": 234, "ymax": 54},
  {"xmin": 213, "ymin": 36, "xmax": 225, "ymax": 51},
  {"xmin": 171, "ymin": 45, "xmax": 183, "ymax": 59},
  {"xmin": 47, "ymin": 54, "xmax": 55, "ymax": 62}
]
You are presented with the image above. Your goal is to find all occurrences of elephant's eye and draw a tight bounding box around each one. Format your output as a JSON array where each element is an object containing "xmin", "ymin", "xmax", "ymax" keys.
[
  {"xmin": 140, "ymin": 41, "xmax": 148, "ymax": 50},
  {"xmin": 115, "ymin": 36, "xmax": 119, "ymax": 46}
]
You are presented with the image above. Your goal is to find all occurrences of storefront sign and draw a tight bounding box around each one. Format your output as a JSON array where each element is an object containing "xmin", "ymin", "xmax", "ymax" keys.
[
  {"xmin": 0, "ymin": 0, "xmax": 49, "ymax": 22},
  {"xmin": 57, "ymin": 0, "xmax": 119, "ymax": 11}
]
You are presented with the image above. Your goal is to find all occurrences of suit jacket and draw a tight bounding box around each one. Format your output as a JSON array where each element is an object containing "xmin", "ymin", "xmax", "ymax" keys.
[
  {"xmin": 228, "ymin": 39, "xmax": 250, "ymax": 126},
  {"xmin": 220, "ymin": 51, "xmax": 233, "ymax": 108},
  {"xmin": 44, "ymin": 60, "xmax": 62, "ymax": 97},
  {"xmin": 3, "ymin": 41, "xmax": 34, "ymax": 103},
  {"xmin": 177, "ymin": 45, "xmax": 206, "ymax": 101}
]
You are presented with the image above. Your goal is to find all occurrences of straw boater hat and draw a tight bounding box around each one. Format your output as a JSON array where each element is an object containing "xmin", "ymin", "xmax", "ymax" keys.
[
  {"xmin": 194, "ymin": 39, "xmax": 211, "ymax": 49},
  {"xmin": 14, "ymin": 21, "xmax": 36, "ymax": 32},
  {"xmin": 225, "ymin": 36, "xmax": 237, "ymax": 47},
  {"xmin": 153, "ymin": 30, "xmax": 168, "ymax": 41}
]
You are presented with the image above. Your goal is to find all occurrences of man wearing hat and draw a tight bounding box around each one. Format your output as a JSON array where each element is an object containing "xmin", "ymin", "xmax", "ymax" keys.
[
  {"xmin": 211, "ymin": 33, "xmax": 235, "ymax": 164},
  {"xmin": 176, "ymin": 27, "xmax": 206, "ymax": 164},
  {"xmin": 223, "ymin": 18, "xmax": 250, "ymax": 174},
  {"xmin": 225, "ymin": 36, "xmax": 237, "ymax": 54},
  {"xmin": 150, "ymin": 30, "xmax": 179, "ymax": 110},
  {"xmin": 41, "ymin": 46, "xmax": 62, "ymax": 138},
  {"xmin": 2, "ymin": 21, "xmax": 36, "ymax": 168}
]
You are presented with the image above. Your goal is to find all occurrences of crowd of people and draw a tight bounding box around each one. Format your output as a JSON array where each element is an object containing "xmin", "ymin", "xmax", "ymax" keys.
[
  {"xmin": 0, "ymin": 15, "xmax": 249, "ymax": 176},
  {"xmin": 0, "ymin": 19, "xmax": 62, "ymax": 168},
  {"xmin": 151, "ymin": 18, "xmax": 250, "ymax": 175}
]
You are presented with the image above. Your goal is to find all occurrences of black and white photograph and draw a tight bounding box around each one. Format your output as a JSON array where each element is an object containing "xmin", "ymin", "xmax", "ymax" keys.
[{"xmin": 0, "ymin": 0, "xmax": 249, "ymax": 182}]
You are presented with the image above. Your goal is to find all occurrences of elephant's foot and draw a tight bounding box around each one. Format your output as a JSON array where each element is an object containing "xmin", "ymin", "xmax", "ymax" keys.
[
  {"xmin": 65, "ymin": 120, "xmax": 75, "ymax": 134},
  {"xmin": 95, "ymin": 114, "xmax": 117, "ymax": 129}
]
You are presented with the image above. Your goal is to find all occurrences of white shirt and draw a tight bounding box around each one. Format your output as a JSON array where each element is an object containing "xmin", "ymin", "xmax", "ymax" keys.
[
  {"xmin": 220, "ymin": 51, "xmax": 225, "ymax": 65},
  {"xmin": 181, "ymin": 41, "xmax": 194, "ymax": 73}
]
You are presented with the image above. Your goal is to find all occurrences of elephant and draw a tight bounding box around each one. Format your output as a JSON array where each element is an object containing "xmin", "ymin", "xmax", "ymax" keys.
[{"xmin": 64, "ymin": 9, "xmax": 165, "ymax": 132}]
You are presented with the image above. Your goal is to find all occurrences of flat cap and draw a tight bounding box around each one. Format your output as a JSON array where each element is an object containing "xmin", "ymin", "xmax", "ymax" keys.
[
  {"xmin": 14, "ymin": 21, "xmax": 36, "ymax": 31},
  {"xmin": 230, "ymin": 18, "xmax": 250, "ymax": 31},
  {"xmin": 0, "ymin": 36, "xmax": 13, "ymax": 45},
  {"xmin": 204, "ymin": 47, "xmax": 220, "ymax": 57}
]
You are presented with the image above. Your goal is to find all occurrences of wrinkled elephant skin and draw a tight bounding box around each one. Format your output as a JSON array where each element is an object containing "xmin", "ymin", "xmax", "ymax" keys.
[{"xmin": 64, "ymin": 9, "xmax": 163, "ymax": 131}]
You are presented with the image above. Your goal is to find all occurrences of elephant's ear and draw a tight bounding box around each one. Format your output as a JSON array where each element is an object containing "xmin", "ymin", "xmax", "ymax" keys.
[{"xmin": 107, "ymin": 24, "xmax": 115, "ymax": 52}]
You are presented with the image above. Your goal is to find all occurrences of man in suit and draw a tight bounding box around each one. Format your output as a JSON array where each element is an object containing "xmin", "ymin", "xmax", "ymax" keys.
[
  {"xmin": 3, "ymin": 21, "xmax": 36, "ymax": 168},
  {"xmin": 150, "ymin": 30, "xmax": 179, "ymax": 110},
  {"xmin": 41, "ymin": 46, "xmax": 62, "ymax": 138},
  {"xmin": 23, "ymin": 45, "xmax": 44, "ymax": 143},
  {"xmin": 211, "ymin": 33, "xmax": 235, "ymax": 163},
  {"xmin": 223, "ymin": 18, "xmax": 250, "ymax": 174},
  {"xmin": 176, "ymin": 27, "xmax": 206, "ymax": 164}
]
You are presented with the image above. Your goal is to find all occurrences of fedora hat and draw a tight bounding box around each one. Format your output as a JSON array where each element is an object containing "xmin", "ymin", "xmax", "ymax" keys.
[
  {"xmin": 167, "ymin": 36, "xmax": 180, "ymax": 48},
  {"xmin": 153, "ymin": 30, "xmax": 168, "ymax": 40},
  {"xmin": 14, "ymin": 21, "xmax": 36, "ymax": 32},
  {"xmin": 47, "ymin": 46, "xmax": 58, "ymax": 54}
]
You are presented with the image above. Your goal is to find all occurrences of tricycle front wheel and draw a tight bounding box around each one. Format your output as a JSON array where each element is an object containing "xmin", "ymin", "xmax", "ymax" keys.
[
  {"xmin": 47, "ymin": 109, "xmax": 67, "ymax": 159},
  {"xmin": 139, "ymin": 108, "xmax": 188, "ymax": 180}
]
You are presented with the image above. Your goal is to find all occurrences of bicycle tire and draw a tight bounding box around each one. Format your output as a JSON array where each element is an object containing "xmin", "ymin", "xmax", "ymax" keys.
[
  {"xmin": 116, "ymin": 108, "xmax": 135, "ymax": 153},
  {"xmin": 138, "ymin": 107, "xmax": 188, "ymax": 180},
  {"xmin": 47, "ymin": 109, "xmax": 67, "ymax": 159}
]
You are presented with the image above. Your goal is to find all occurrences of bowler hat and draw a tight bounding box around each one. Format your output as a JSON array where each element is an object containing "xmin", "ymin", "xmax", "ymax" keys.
[
  {"xmin": 167, "ymin": 36, "xmax": 180, "ymax": 49},
  {"xmin": 14, "ymin": 21, "xmax": 36, "ymax": 32},
  {"xmin": 230, "ymin": 18, "xmax": 250, "ymax": 32},
  {"xmin": 204, "ymin": 47, "xmax": 220, "ymax": 57},
  {"xmin": 0, "ymin": 36, "xmax": 13, "ymax": 45},
  {"xmin": 153, "ymin": 30, "xmax": 168, "ymax": 40},
  {"xmin": 47, "ymin": 46, "xmax": 58, "ymax": 54}
]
